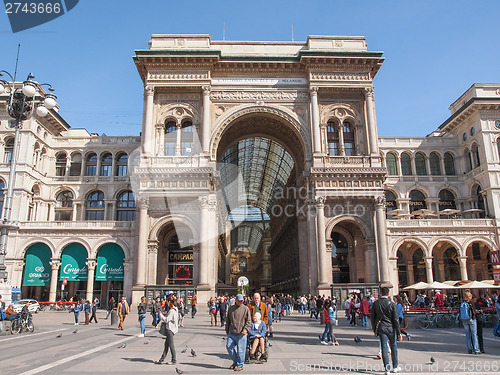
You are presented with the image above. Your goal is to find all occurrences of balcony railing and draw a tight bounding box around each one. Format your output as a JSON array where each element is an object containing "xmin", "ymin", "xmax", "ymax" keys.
[
  {"xmin": 323, "ymin": 155, "xmax": 372, "ymax": 167},
  {"xmin": 387, "ymin": 218, "xmax": 495, "ymax": 228},
  {"xmin": 151, "ymin": 156, "xmax": 201, "ymax": 167},
  {"xmin": 19, "ymin": 221, "xmax": 134, "ymax": 230}
]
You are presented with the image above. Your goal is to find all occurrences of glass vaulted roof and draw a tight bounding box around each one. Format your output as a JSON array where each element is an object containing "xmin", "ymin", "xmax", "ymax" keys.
[{"xmin": 220, "ymin": 137, "xmax": 295, "ymax": 252}]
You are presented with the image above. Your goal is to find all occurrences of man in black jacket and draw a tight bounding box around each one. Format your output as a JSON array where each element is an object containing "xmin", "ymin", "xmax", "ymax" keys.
[{"xmin": 370, "ymin": 287, "xmax": 402, "ymax": 374}]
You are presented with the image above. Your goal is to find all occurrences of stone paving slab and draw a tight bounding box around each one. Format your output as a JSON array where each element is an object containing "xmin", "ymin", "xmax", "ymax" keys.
[{"xmin": 0, "ymin": 310, "xmax": 499, "ymax": 374}]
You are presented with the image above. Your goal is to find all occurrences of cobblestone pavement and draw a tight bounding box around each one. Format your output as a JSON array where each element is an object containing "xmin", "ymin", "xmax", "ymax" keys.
[{"xmin": 1, "ymin": 310, "xmax": 499, "ymax": 374}]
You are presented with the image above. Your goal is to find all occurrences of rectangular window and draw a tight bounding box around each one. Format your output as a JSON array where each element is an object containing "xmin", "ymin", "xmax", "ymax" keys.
[
  {"xmin": 85, "ymin": 165, "xmax": 97, "ymax": 176},
  {"xmin": 165, "ymin": 142, "xmax": 176, "ymax": 156},
  {"xmin": 328, "ymin": 142, "xmax": 339, "ymax": 156},
  {"xmin": 182, "ymin": 142, "xmax": 193, "ymax": 156},
  {"xmin": 86, "ymin": 210, "xmax": 104, "ymax": 221},
  {"xmin": 100, "ymin": 165, "xmax": 112, "ymax": 176},
  {"xmin": 117, "ymin": 210, "xmax": 136, "ymax": 221},
  {"xmin": 55, "ymin": 211, "xmax": 72, "ymax": 221},
  {"xmin": 116, "ymin": 165, "xmax": 128, "ymax": 176},
  {"xmin": 344, "ymin": 142, "xmax": 354, "ymax": 156},
  {"xmin": 69, "ymin": 163, "xmax": 81, "ymax": 176}
]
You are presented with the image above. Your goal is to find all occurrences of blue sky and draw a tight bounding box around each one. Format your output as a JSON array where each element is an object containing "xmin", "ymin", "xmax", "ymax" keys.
[{"xmin": 1, "ymin": 0, "xmax": 499, "ymax": 137}]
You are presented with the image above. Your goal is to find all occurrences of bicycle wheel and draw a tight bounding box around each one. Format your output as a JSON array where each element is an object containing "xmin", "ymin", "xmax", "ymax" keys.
[
  {"xmin": 416, "ymin": 316, "xmax": 429, "ymax": 329},
  {"xmin": 401, "ymin": 317, "xmax": 409, "ymax": 330},
  {"xmin": 441, "ymin": 315, "xmax": 454, "ymax": 328},
  {"xmin": 26, "ymin": 321, "xmax": 35, "ymax": 332},
  {"xmin": 11, "ymin": 319, "xmax": 21, "ymax": 334}
]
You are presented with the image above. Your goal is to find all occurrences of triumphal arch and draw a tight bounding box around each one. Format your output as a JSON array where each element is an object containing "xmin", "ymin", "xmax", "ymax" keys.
[{"xmin": 131, "ymin": 34, "xmax": 388, "ymax": 303}]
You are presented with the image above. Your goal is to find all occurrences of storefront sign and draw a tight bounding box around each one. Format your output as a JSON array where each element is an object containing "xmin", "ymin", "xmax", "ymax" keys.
[
  {"xmin": 95, "ymin": 243, "xmax": 124, "ymax": 281},
  {"xmin": 169, "ymin": 251, "xmax": 193, "ymax": 262},
  {"xmin": 23, "ymin": 244, "xmax": 51, "ymax": 286},
  {"xmin": 490, "ymin": 251, "xmax": 500, "ymax": 265},
  {"xmin": 60, "ymin": 244, "xmax": 88, "ymax": 281},
  {"xmin": 493, "ymin": 269, "xmax": 500, "ymax": 282}
]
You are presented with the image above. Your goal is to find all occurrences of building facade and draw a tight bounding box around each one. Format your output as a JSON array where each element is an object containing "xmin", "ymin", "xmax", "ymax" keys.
[{"xmin": 0, "ymin": 35, "xmax": 499, "ymax": 305}]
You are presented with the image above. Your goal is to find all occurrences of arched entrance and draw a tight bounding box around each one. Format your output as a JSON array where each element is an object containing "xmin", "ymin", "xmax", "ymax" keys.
[
  {"xmin": 22, "ymin": 243, "xmax": 52, "ymax": 301},
  {"xmin": 59, "ymin": 243, "xmax": 88, "ymax": 301},
  {"xmin": 465, "ymin": 241, "xmax": 494, "ymax": 281},
  {"xmin": 95, "ymin": 243, "xmax": 125, "ymax": 304}
]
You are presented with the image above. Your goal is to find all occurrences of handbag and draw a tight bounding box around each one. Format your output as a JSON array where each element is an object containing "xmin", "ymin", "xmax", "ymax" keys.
[{"xmin": 159, "ymin": 322, "xmax": 168, "ymax": 336}]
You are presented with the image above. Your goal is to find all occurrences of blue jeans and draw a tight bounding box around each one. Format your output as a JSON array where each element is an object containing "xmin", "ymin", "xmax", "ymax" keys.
[
  {"xmin": 321, "ymin": 322, "xmax": 332, "ymax": 342},
  {"xmin": 226, "ymin": 333, "xmax": 247, "ymax": 368},
  {"xmin": 301, "ymin": 304, "xmax": 306, "ymax": 314},
  {"xmin": 139, "ymin": 313, "xmax": 146, "ymax": 334},
  {"xmin": 310, "ymin": 309, "xmax": 317, "ymax": 319},
  {"xmin": 462, "ymin": 319, "xmax": 480, "ymax": 353},
  {"xmin": 361, "ymin": 314, "xmax": 368, "ymax": 327},
  {"xmin": 379, "ymin": 328, "xmax": 398, "ymax": 371}
]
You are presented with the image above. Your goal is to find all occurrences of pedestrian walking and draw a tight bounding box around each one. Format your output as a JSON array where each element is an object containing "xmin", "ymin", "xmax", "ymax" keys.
[
  {"xmin": 460, "ymin": 291, "xmax": 480, "ymax": 354},
  {"xmin": 191, "ymin": 294, "xmax": 197, "ymax": 318},
  {"xmin": 209, "ymin": 297, "xmax": 218, "ymax": 326},
  {"xmin": 370, "ymin": 287, "xmax": 402, "ymax": 374},
  {"xmin": 219, "ymin": 296, "xmax": 228, "ymax": 327},
  {"xmin": 71, "ymin": 301, "xmax": 82, "ymax": 325},
  {"xmin": 248, "ymin": 292, "xmax": 269, "ymax": 325},
  {"xmin": 84, "ymin": 300, "xmax": 91, "ymax": 325},
  {"xmin": 474, "ymin": 296, "xmax": 485, "ymax": 353},
  {"xmin": 117, "ymin": 296, "xmax": 130, "ymax": 330},
  {"xmin": 138, "ymin": 296, "xmax": 147, "ymax": 337},
  {"xmin": 266, "ymin": 296, "xmax": 274, "ymax": 337},
  {"xmin": 226, "ymin": 294, "xmax": 251, "ymax": 371},
  {"xmin": 89, "ymin": 298, "xmax": 99, "ymax": 323},
  {"xmin": 105, "ymin": 297, "xmax": 114, "ymax": 319},
  {"xmin": 327, "ymin": 301, "xmax": 339, "ymax": 346},
  {"xmin": 394, "ymin": 296, "xmax": 410, "ymax": 340},
  {"xmin": 178, "ymin": 298, "xmax": 185, "ymax": 327},
  {"xmin": 155, "ymin": 296, "xmax": 179, "ymax": 365},
  {"xmin": 359, "ymin": 296, "xmax": 370, "ymax": 327},
  {"xmin": 319, "ymin": 300, "xmax": 332, "ymax": 344}
]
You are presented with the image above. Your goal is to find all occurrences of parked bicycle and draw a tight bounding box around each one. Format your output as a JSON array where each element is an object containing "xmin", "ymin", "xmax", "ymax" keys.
[
  {"xmin": 416, "ymin": 310, "xmax": 448, "ymax": 329},
  {"xmin": 11, "ymin": 316, "xmax": 34, "ymax": 334}
]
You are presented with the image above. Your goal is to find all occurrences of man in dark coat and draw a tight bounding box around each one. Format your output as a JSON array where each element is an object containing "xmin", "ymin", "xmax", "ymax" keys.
[{"xmin": 370, "ymin": 287, "xmax": 402, "ymax": 374}]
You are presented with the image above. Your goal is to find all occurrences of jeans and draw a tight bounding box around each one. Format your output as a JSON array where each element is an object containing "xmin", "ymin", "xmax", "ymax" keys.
[
  {"xmin": 361, "ymin": 314, "xmax": 368, "ymax": 327},
  {"xmin": 139, "ymin": 313, "xmax": 146, "ymax": 334},
  {"xmin": 321, "ymin": 322, "xmax": 332, "ymax": 342},
  {"xmin": 462, "ymin": 319, "xmax": 480, "ymax": 353},
  {"xmin": 105, "ymin": 309, "xmax": 112, "ymax": 319},
  {"xmin": 159, "ymin": 329, "xmax": 176, "ymax": 363},
  {"xmin": 301, "ymin": 304, "xmax": 306, "ymax": 314},
  {"xmin": 191, "ymin": 305, "xmax": 197, "ymax": 318},
  {"xmin": 285, "ymin": 304, "xmax": 291, "ymax": 315},
  {"xmin": 310, "ymin": 309, "xmax": 318, "ymax": 319},
  {"xmin": 379, "ymin": 328, "xmax": 398, "ymax": 371},
  {"xmin": 226, "ymin": 332, "xmax": 247, "ymax": 368}
]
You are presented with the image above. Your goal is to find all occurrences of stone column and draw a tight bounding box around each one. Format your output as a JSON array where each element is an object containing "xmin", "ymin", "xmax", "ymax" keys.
[
  {"xmin": 147, "ymin": 241, "xmax": 159, "ymax": 284},
  {"xmin": 424, "ymin": 257, "xmax": 434, "ymax": 283},
  {"xmin": 310, "ymin": 87, "xmax": 322, "ymax": 154},
  {"xmin": 365, "ymin": 87, "xmax": 379, "ymax": 156},
  {"xmin": 207, "ymin": 198, "xmax": 218, "ymax": 290},
  {"xmin": 155, "ymin": 123, "xmax": 165, "ymax": 156},
  {"xmin": 389, "ymin": 257, "xmax": 399, "ymax": 294},
  {"xmin": 338, "ymin": 124, "xmax": 345, "ymax": 156},
  {"xmin": 86, "ymin": 259, "xmax": 96, "ymax": 301},
  {"xmin": 366, "ymin": 241, "xmax": 378, "ymax": 283},
  {"xmin": 297, "ymin": 212, "xmax": 309, "ymax": 296},
  {"xmin": 375, "ymin": 196, "xmax": 391, "ymax": 285},
  {"xmin": 198, "ymin": 196, "xmax": 210, "ymax": 288},
  {"xmin": 307, "ymin": 199, "xmax": 318, "ymax": 294},
  {"xmin": 135, "ymin": 197, "xmax": 149, "ymax": 286},
  {"xmin": 175, "ymin": 123, "xmax": 182, "ymax": 156},
  {"xmin": 202, "ymin": 86, "xmax": 211, "ymax": 155},
  {"xmin": 459, "ymin": 256, "xmax": 468, "ymax": 281},
  {"xmin": 49, "ymin": 259, "xmax": 61, "ymax": 302},
  {"xmin": 142, "ymin": 86, "xmax": 154, "ymax": 155},
  {"xmin": 315, "ymin": 196, "xmax": 330, "ymax": 290},
  {"xmin": 407, "ymin": 262, "xmax": 415, "ymax": 285}
]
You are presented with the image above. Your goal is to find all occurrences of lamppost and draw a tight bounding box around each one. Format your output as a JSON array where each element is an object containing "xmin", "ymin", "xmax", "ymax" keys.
[{"xmin": 0, "ymin": 71, "xmax": 57, "ymax": 285}]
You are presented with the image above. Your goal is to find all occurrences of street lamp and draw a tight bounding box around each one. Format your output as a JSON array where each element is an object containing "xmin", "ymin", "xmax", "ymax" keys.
[{"xmin": 0, "ymin": 71, "xmax": 57, "ymax": 283}]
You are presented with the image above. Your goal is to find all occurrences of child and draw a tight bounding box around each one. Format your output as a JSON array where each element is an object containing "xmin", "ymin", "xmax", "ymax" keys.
[{"xmin": 248, "ymin": 312, "xmax": 267, "ymax": 360}]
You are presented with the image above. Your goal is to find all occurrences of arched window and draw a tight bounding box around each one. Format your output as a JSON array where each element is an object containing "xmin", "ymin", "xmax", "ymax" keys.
[
  {"xmin": 239, "ymin": 257, "xmax": 247, "ymax": 272},
  {"xmin": 438, "ymin": 189, "xmax": 456, "ymax": 210},
  {"xmin": 331, "ymin": 232, "xmax": 350, "ymax": 283},
  {"xmin": 464, "ymin": 148, "xmax": 473, "ymax": 172},
  {"xmin": 55, "ymin": 153, "xmax": 67, "ymax": 176},
  {"xmin": 165, "ymin": 121, "xmax": 177, "ymax": 156},
  {"xmin": 55, "ymin": 190, "xmax": 73, "ymax": 221},
  {"xmin": 4, "ymin": 138, "xmax": 14, "ymax": 163},
  {"xmin": 85, "ymin": 153, "xmax": 97, "ymax": 176},
  {"xmin": 85, "ymin": 190, "xmax": 105, "ymax": 220},
  {"xmin": 386, "ymin": 153, "xmax": 398, "ymax": 175},
  {"xmin": 100, "ymin": 152, "xmax": 112, "ymax": 176},
  {"xmin": 474, "ymin": 185, "xmax": 486, "ymax": 218},
  {"xmin": 412, "ymin": 248, "xmax": 426, "ymax": 282},
  {"xmin": 385, "ymin": 190, "xmax": 397, "ymax": 218},
  {"xmin": 471, "ymin": 144, "xmax": 480, "ymax": 168},
  {"xmin": 116, "ymin": 191, "xmax": 136, "ymax": 221},
  {"xmin": 429, "ymin": 152, "xmax": 441, "ymax": 175},
  {"xmin": 397, "ymin": 250, "xmax": 408, "ymax": 287},
  {"xmin": 409, "ymin": 190, "xmax": 427, "ymax": 213},
  {"xmin": 443, "ymin": 248, "xmax": 461, "ymax": 280},
  {"xmin": 115, "ymin": 153, "xmax": 128, "ymax": 176},
  {"xmin": 181, "ymin": 120, "xmax": 194, "ymax": 156},
  {"xmin": 69, "ymin": 153, "xmax": 82, "ymax": 176},
  {"xmin": 401, "ymin": 153, "xmax": 412, "ymax": 175},
  {"xmin": 343, "ymin": 120, "xmax": 355, "ymax": 156},
  {"xmin": 327, "ymin": 120, "xmax": 339, "ymax": 156},
  {"xmin": 415, "ymin": 153, "xmax": 427, "ymax": 175},
  {"xmin": 444, "ymin": 152, "xmax": 455, "ymax": 175}
]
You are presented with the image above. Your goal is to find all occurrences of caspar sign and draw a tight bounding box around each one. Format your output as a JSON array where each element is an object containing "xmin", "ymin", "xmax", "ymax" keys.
[{"xmin": 4, "ymin": 0, "xmax": 79, "ymax": 33}]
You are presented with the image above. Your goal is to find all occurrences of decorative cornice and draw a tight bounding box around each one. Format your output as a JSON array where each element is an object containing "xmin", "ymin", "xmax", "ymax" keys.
[
  {"xmin": 148, "ymin": 71, "xmax": 210, "ymax": 81},
  {"xmin": 310, "ymin": 72, "xmax": 371, "ymax": 82},
  {"xmin": 210, "ymin": 90, "xmax": 308, "ymax": 102}
]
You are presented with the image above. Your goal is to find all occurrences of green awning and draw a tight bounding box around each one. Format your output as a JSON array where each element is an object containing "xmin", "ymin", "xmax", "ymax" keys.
[
  {"xmin": 60, "ymin": 243, "xmax": 88, "ymax": 281},
  {"xmin": 95, "ymin": 243, "xmax": 124, "ymax": 281},
  {"xmin": 23, "ymin": 243, "xmax": 51, "ymax": 286}
]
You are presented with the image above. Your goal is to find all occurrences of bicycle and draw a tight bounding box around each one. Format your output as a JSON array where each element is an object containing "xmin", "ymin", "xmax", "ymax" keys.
[
  {"xmin": 11, "ymin": 316, "xmax": 35, "ymax": 334},
  {"xmin": 416, "ymin": 310, "xmax": 447, "ymax": 329}
]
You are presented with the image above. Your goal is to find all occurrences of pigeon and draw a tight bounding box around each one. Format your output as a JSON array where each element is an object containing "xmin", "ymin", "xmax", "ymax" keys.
[
  {"xmin": 175, "ymin": 368, "xmax": 187, "ymax": 375},
  {"xmin": 181, "ymin": 345, "xmax": 188, "ymax": 353},
  {"xmin": 144, "ymin": 339, "xmax": 150, "ymax": 344},
  {"xmin": 56, "ymin": 333, "xmax": 62, "ymax": 338},
  {"xmin": 72, "ymin": 329, "xmax": 78, "ymax": 334},
  {"xmin": 190, "ymin": 348, "xmax": 197, "ymax": 357},
  {"xmin": 354, "ymin": 336, "xmax": 362, "ymax": 343},
  {"xmin": 118, "ymin": 342, "xmax": 127, "ymax": 349},
  {"xmin": 430, "ymin": 357, "xmax": 435, "ymax": 364}
]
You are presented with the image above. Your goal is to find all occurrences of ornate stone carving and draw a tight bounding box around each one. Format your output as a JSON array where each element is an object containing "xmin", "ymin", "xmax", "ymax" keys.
[
  {"xmin": 314, "ymin": 196, "xmax": 326, "ymax": 207},
  {"xmin": 50, "ymin": 259, "xmax": 61, "ymax": 270},
  {"xmin": 138, "ymin": 196, "xmax": 150, "ymax": 210},
  {"xmin": 210, "ymin": 91, "xmax": 308, "ymax": 102},
  {"xmin": 199, "ymin": 196, "xmax": 217, "ymax": 210},
  {"xmin": 145, "ymin": 86, "xmax": 154, "ymax": 96},
  {"xmin": 202, "ymin": 86, "xmax": 211, "ymax": 95},
  {"xmin": 148, "ymin": 71, "xmax": 209, "ymax": 81},
  {"xmin": 85, "ymin": 259, "xmax": 97, "ymax": 270},
  {"xmin": 375, "ymin": 195, "xmax": 386, "ymax": 207},
  {"xmin": 311, "ymin": 72, "xmax": 370, "ymax": 82},
  {"xmin": 364, "ymin": 87, "xmax": 374, "ymax": 97},
  {"xmin": 310, "ymin": 86, "xmax": 319, "ymax": 95},
  {"xmin": 148, "ymin": 242, "xmax": 159, "ymax": 254}
]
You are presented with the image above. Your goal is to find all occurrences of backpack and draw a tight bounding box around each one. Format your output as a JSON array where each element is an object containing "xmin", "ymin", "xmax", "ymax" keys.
[
  {"xmin": 460, "ymin": 301, "xmax": 471, "ymax": 320},
  {"xmin": 0, "ymin": 307, "xmax": 5, "ymax": 320}
]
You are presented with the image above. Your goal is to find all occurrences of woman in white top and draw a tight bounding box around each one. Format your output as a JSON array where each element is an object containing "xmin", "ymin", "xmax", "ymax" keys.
[{"xmin": 155, "ymin": 297, "xmax": 179, "ymax": 365}]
